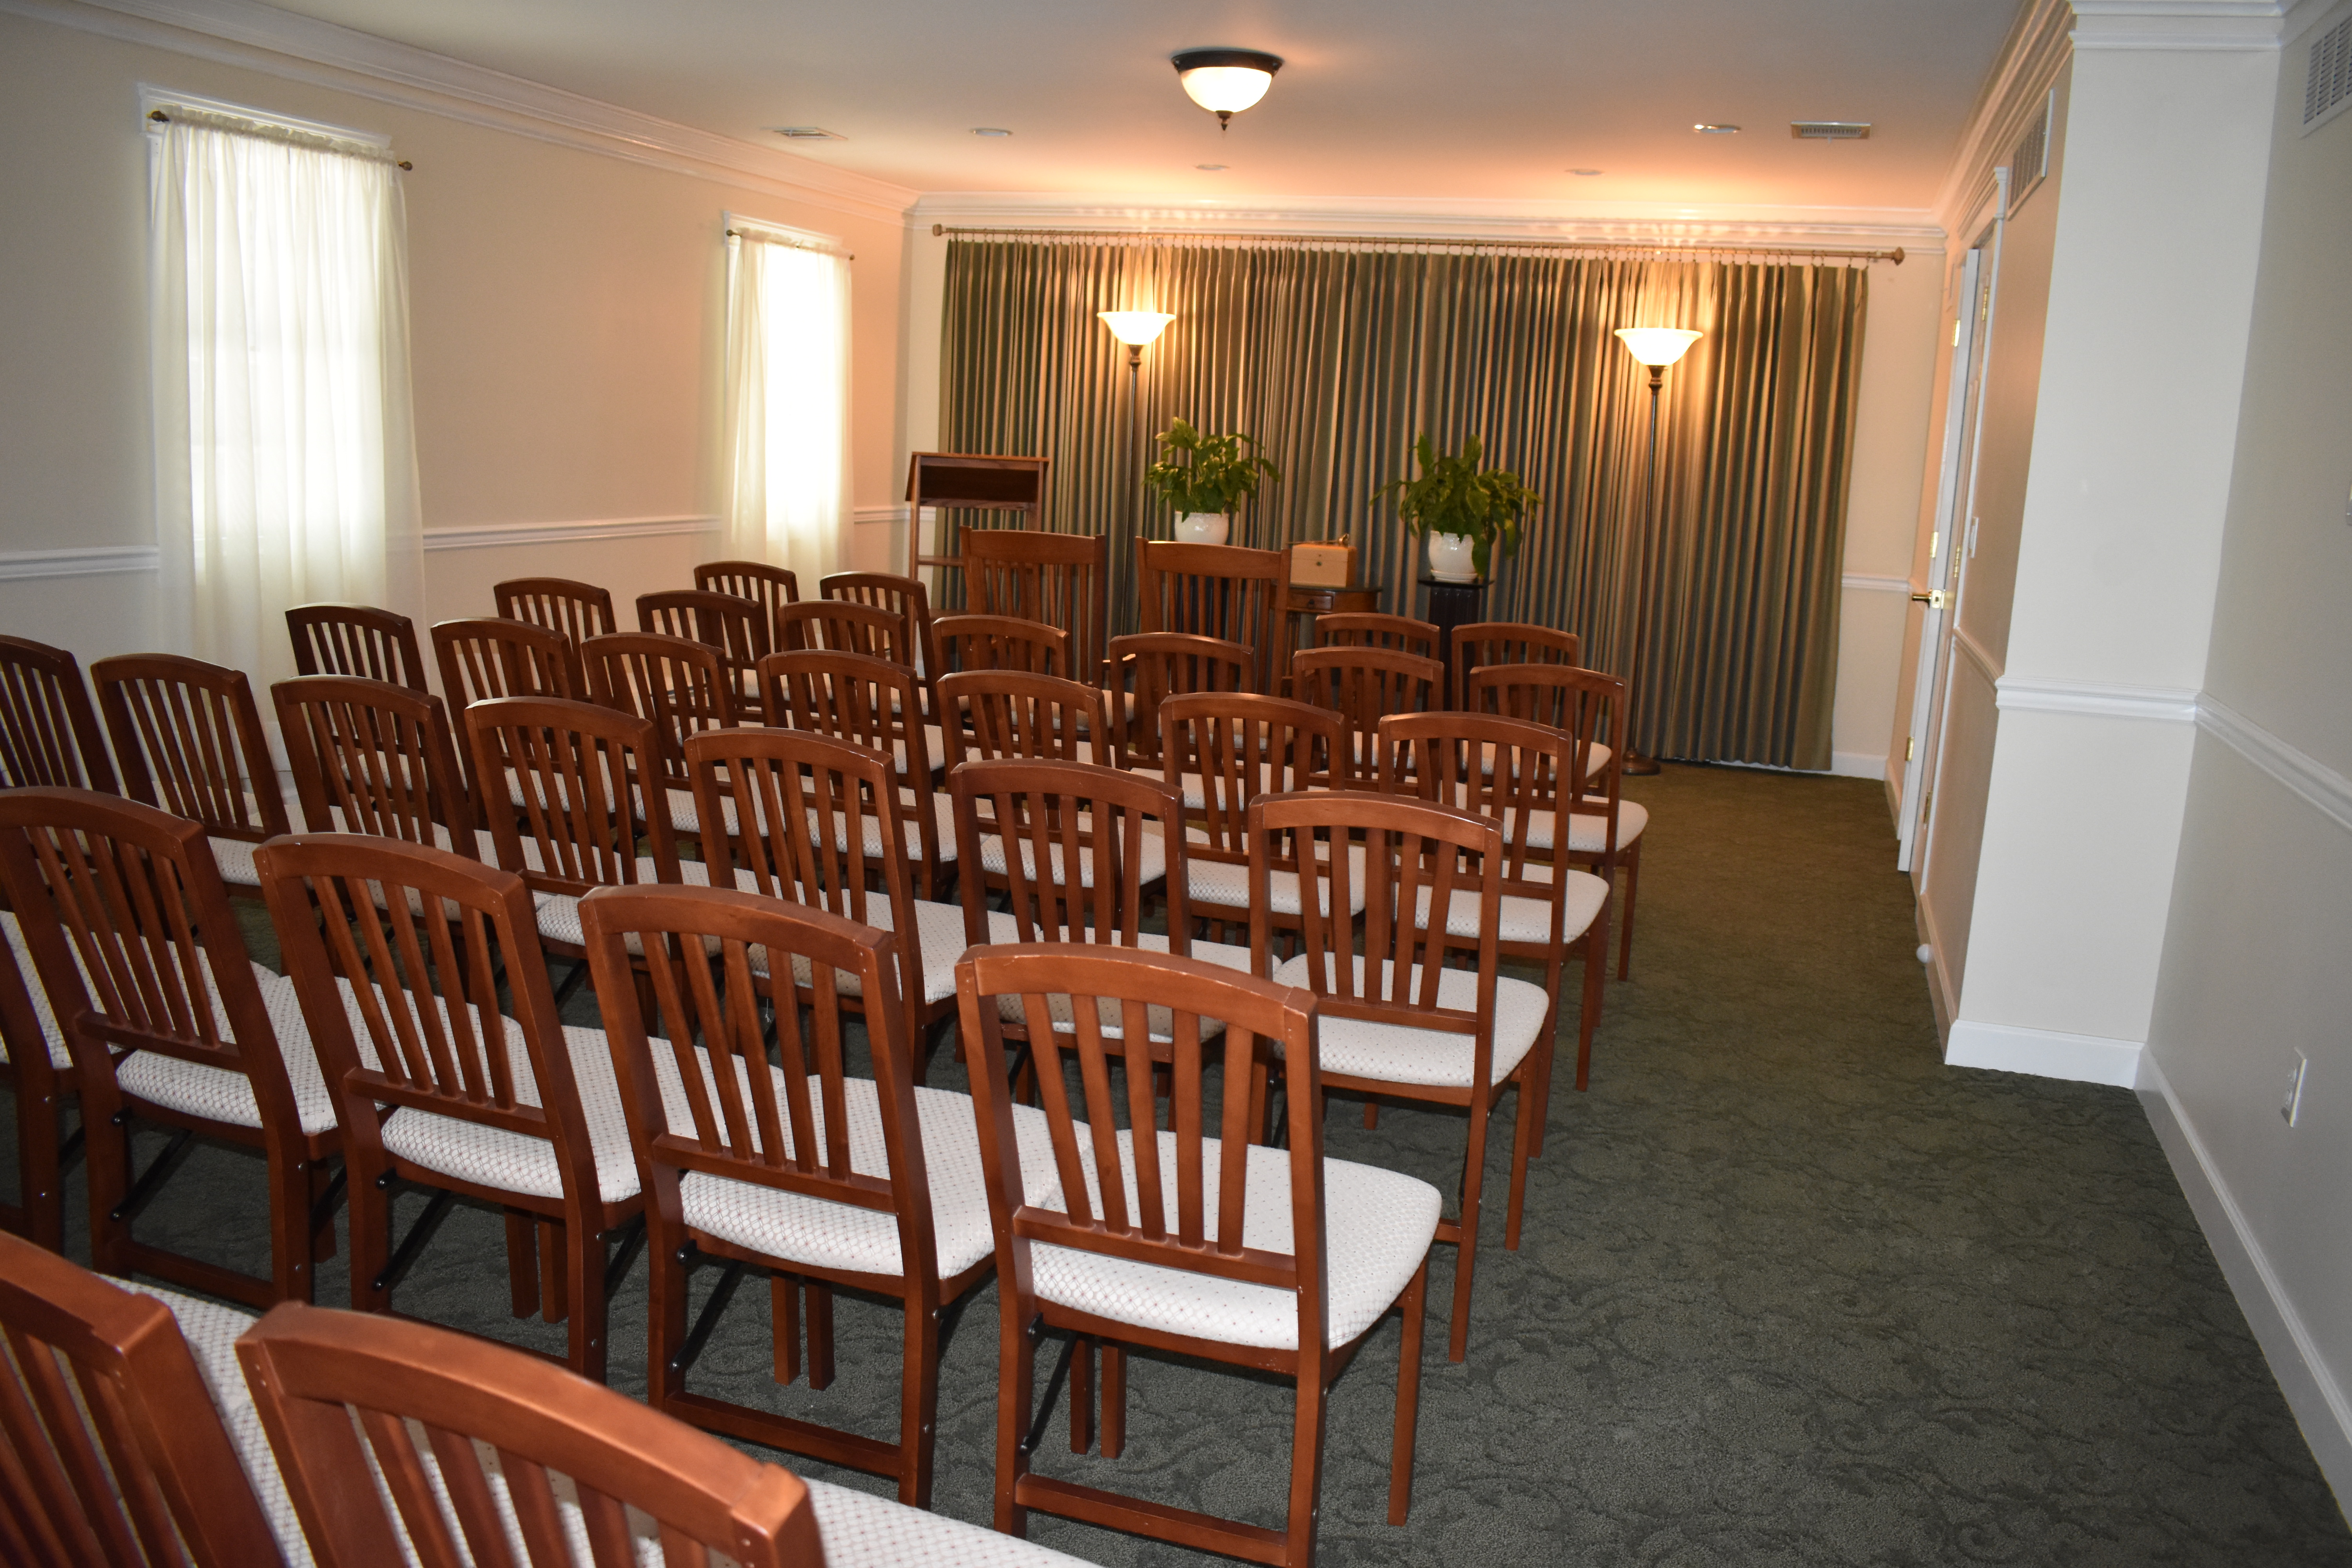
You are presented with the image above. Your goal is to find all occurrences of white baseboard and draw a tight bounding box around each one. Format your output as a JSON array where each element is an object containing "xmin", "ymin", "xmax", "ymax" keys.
[
  {"xmin": 2138, "ymin": 1052, "xmax": 2352, "ymax": 1505},
  {"xmin": 1830, "ymin": 750, "xmax": 1887, "ymax": 780},
  {"xmin": 1944, "ymin": 1018, "xmax": 2143, "ymax": 1087}
]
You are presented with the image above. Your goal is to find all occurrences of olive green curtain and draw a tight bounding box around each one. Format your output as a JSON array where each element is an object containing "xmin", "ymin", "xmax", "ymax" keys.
[{"xmin": 939, "ymin": 238, "xmax": 1867, "ymax": 769}]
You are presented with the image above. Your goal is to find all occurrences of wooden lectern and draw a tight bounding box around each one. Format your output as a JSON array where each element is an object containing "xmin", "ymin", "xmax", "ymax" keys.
[{"xmin": 904, "ymin": 452, "xmax": 1051, "ymax": 583}]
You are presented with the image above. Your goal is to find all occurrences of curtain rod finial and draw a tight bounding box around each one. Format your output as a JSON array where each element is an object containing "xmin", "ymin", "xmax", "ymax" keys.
[
  {"xmin": 1889, "ymin": 247, "xmax": 1905, "ymax": 265},
  {"xmin": 933, "ymin": 223, "xmax": 944, "ymax": 236}
]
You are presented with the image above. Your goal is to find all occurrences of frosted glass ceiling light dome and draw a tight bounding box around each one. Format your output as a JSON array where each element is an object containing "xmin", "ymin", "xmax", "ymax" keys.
[
  {"xmin": 1613, "ymin": 327, "xmax": 1704, "ymax": 367},
  {"xmin": 1172, "ymin": 49, "xmax": 1283, "ymax": 129}
]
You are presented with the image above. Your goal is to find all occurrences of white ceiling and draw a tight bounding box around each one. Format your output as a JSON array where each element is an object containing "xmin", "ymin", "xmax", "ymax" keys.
[{"xmin": 255, "ymin": 0, "xmax": 2024, "ymax": 215}]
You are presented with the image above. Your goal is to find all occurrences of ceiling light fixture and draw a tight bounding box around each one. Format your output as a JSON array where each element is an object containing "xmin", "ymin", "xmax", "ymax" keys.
[
  {"xmin": 1171, "ymin": 48, "xmax": 1283, "ymax": 129},
  {"xmin": 1692, "ymin": 123, "xmax": 1740, "ymax": 135},
  {"xmin": 1197, "ymin": 163, "xmax": 1229, "ymax": 171},
  {"xmin": 1790, "ymin": 121, "xmax": 1871, "ymax": 140},
  {"xmin": 770, "ymin": 125, "xmax": 844, "ymax": 142},
  {"xmin": 1568, "ymin": 168, "xmax": 1604, "ymax": 176},
  {"xmin": 971, "ymin": 127, "xmax": 1013, "ymax": 137}
]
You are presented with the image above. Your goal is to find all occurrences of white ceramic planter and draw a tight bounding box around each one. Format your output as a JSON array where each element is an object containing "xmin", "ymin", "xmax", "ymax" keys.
[
  {"xmin": 1426, "ymin": 531, "xmax": 1479, "ymax": 583},
  {"xmin": 1174, "ymin": 512, "xmax": 1230, "ymax": 546}
]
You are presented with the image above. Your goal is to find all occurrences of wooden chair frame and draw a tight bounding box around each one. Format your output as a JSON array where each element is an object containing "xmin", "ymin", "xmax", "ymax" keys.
[
  {"xmin": 1159, "ymin": 692, "xmax": 1347, "ymax": 946},
  {"xmin": 285, "ymin": 604, "xmax": 428, "ymax": 693},
  {"xmin": 237, "ymin": 1300, "xmax": 822, "ymax": 1565},
  {"xmin": 431, "ymin": 618, "xmax": 587, "ymax": 801},
  {"xmin": 959, "ymin": 529, "xmax": 1109, "ymax": 688},
  {"xmin": 496, "ymin": 576, "xmax": 619, "ymax": 649},
  {"xmin": 694, "ymin": 559, "xmax": 802, "ymax": 626},
  {"xmin": 0, "ymin": 635, "xmax": 120, "ymax": 793},
  {"xmin": 637, "ymin": 590, "xmax": 771, "ymax": 703},
  {"xmin": 958, "ymin": 945, "xmax": 1428, "ymax": 1567},
  {"xmin": 273, "ymin": 676, "xmax": 479, "ymax": 855},
  {"xmin": 1105, "ymin": 632, "xmax": 1254, "ymax": 775},
  {"xmin": 581, "ymin": 631, "xmax": 739, "ymax": 841},
  {"xmin": 931, "ymin": 613, "xmax": 1067, "ymax": 681},
  {"xmin": 757, "ymin": 648, "xmax": 951, "ymax": 901},
  {"xmin": 1138, "ymin": 540, "xmax": 1290, "ymax": 697},
  {"xmin": 0, "ymin": 1232, "xmax": 284, "ymax": 1565},
  {"xmin": 821, "ymin": 571, "xmax": 941, "ymax": 720},
  {"xmin": 1292, "ymin": 644, "xmax": 1442, "ymax": 784},
  {"xmin": 1450, "ymin": 621, "xmax": 1582, "ymax": 712},
  {"xmin": 935, "ymin": 669, "xmax": 1108, "ymax": 772},
  {"xmin": 0, "ymin": 789, "xmax": 339, "ymax": 1309},
  {"xmin": 93, "ymin": 652, "xmax": 290, "ymax": 898},
  {"xmin": 1, "ymin": 913, "xmax": 75, "ymax": 1252},
  {"xmin": 582, "ymin": 883, "xmax": 978, "ymax": 1507},
  {"xmin": 1316, "ymin": 611, "xmax": 1441, "ymax": 662}
]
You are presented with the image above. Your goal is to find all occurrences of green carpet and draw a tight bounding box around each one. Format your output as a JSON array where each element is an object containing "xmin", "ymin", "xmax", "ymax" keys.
[{"xmin": 7, "ymin": 764, "xmax": 2348, "ymax": 1564}]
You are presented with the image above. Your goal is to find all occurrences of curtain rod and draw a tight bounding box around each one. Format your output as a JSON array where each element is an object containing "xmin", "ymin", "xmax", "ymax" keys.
[
  {"xmin": 146, "ymin": 108, "xmax": 412, "ymax": 171},
  {"xmin": 931, "ymin": 223, "xmax": 1904, "ymax": 266}
]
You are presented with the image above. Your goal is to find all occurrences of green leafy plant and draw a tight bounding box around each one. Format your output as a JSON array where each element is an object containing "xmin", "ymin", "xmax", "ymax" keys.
[
  {"xmin": 1144, "ymin": 419, "xmax": 1281, "ymax": 516},
  {"xmin": 1377, "ymin": 434, "xmax": 1539, "ymax": 577}
]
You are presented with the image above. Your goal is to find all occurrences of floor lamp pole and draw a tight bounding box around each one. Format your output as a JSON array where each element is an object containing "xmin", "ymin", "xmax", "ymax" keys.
[
  {"xmin": 1125, "ymin": 342, "xmax": 1143, "ymax": 637},
  {"xmin": 1623, "ymin": 363, "xmax": 1666, "ymax": 776}
]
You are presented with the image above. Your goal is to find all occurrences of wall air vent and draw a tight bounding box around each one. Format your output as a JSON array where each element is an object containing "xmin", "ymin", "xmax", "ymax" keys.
[
  {"xmin": 2307, "ymin": 12, "xmax": 2352, "ymax": 133},
  {"xmin": 1790, "ymin": 121, "xmax": 1871, "ymax": 140},
  {"xmin": 2003, "ymin": 89, "xmax": 2053, "ymax": 218},
  {"xmin": 769, "ymin": 125, "xmax": 845, "ymax": 142}
]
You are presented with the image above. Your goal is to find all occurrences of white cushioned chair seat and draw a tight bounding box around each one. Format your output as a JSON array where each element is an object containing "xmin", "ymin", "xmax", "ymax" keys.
[
  {"xmin": 1269, "ymin": 953, "xmax": 1548, "ymax": 1088},
  {"xmin": 2, "ymin": 911, "xmax": 78, "ymax": 1069},
  {"xmin": 978, "ymin": 818, "xmax": 1167, "ymax": 889},
  {"xmin": 977, "ymin": 913, "xmax": 1249, "ymax": 1039},
  {"xmin": 804, "ymin": 1477, "xmax": 1095, "ymax": 1568},
  {"xmin": 760, "ymin": 895, "xmax": 971, "ymax": 1005},
  {"xmin": 114, "ymin": 963, "xmax": 342, "ymax": 1136},
  {"xmin": 206, "ymin": 834, "xmax": 268, "ymax": 887},
  {"xmin": 1412, "ymin": 865, "xmax": 1611, "ymax": 946},
  {"xmin": 1137, "ymin": 766, "xmax": 1317, "ymax": 812},
  {"xmin": 682, "ymin": 1076, "xmax": 1062, "ymax": 1279},
  {"xmin": 534, "ymin": 858, "xmax": 753, "ymax": 951},
  {"xmin": 1504, "ymin": 797, "xmax": 1649, "ymax": 855},
  {"xmin": 1031, "ymin": 1129, "xmax": 1440, "ymax": 1350},
  {"xmin": 1183, "ymin": 836, "xmax": 1369, "ymax": 918},
  {"xmin": 808, "ymin": 796, "xmax": 959, "ymax": 867}
]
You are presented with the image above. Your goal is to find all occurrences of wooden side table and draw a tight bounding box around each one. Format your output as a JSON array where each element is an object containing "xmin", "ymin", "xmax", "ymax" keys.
[{"xmin": 1281, "ymin": 582, "xmax": 1381, "ymax": 689}]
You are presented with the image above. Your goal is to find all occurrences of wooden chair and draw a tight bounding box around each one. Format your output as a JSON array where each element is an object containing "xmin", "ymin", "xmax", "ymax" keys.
[
  {"xmin": 1160, "ymin": 691, "xmax": 1357, "ymax": 946},
  {"xmin": 581, "ymin": 882, "xmax": 1044, "ymax": 1508},
  {"xmin": 1, "ymin": 911, "xmax": 76, "ymax": 1251},
  {"xmin": 685, "ymin": 726, "xmax": 967, "ymax": 1071},
  {"xmin": 1377, "ymin": 709, "xmax": 1612, "ymax": 1127},
  {"xmin": 497, "ymin": 576, "xmax": 619, "ymax": 649},
  {"xmin": 637, "ymin": 588, "xmax": 771, "ymax": 703},
  {"xmin": 1105, "ymin": 631, "xmax": 1253, "ymax": 775},
  {"xmin": 273, "ymin": 675, "xmax": 485, "ymax": 860},
  {"xmin": 581, "ymin": 630, "xmax": 739, "ymax": 841},
  {"xmin": 432, "ymin": 617, "xmax": 587, "ymax": 800},
  {"xmin": 1292, "ymin": 644, "xmax": 1442, "ymax": 784},
  {"xmin": 1250, "ymin": 789, "xmax": 1544, "ymax": 1362},
  {"xmin": 0, "ymin": 1231, "xmax": 285, "ymax": 1566},
  {"xmin": 1138, "ymin": 540, "xmax": 1290, "ymax": 697},
  {"xmin": 256, "ymin": 833, "xmax": 643, "ymax": 1381},
  {"xmin": 0, "ymin": 634, "xmax": 119, "ymax": 793},
  {"xmin": 960, "ymin": 528, "xmax": 1109, "ymax": 686},
  {"xmin": 1451, "ymin": 621, "xmax": 1581, "ymax": 711},
  {"xmin": 775, "ymin": 597, "xmax": 914, "ymax": 665},
  {"xmin": 285, "ymin": 603, "xmax": 428, "ymax": 692},
  {"xmin": 463, "ymin": 696, "xmax": 683, "ymax": 984},
  {"xmin": 1318, "ymin": 611, "xmax": 1441, "ymax": 662},
  {"xmin": 1467, "ymin": 662, "xmax": 1643, "ymax": 973},
  {"xmin": 695, "ymin": 558, "xmax": 801, "ymax": 626},
  {"xmin": 956, "ymin": 944, "xmax": 1437, "ymax": 1565},
  {"xmin": 822, "ymin": 570, "xmax": 940, "ymax": 700},
  {"xmin": 932, "ymin": 613, "xmax": 1067, "ymax": 680},
  {"xmin": 93, "ymin": 652, "xmax": 290, "ymax": 896},
  {"xmin": 0, "ymin": 789, "xmax": 339, "ymax": 1308},
  {"xmin": 935, "ymin": 669, "xmax": 1109, "ymax": 771},
  {"xmin": 757, "ymin": 648, "xmax": 953, "ymax": 901},
  {"xmin": 235, "ymin": 1301, "xmax": 824, "ymax": 1566}
]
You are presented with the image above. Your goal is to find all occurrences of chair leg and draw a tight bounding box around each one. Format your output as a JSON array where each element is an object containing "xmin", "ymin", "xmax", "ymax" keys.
[
  {"xmin": 1284, "ymin": 1355, "xmax": 1331, "ymax": 1567},
  {"xmin": 1389, "ymin": 1257, "xmax": 1428, "ymax": 1526},
  {"xmin": 565, "ymin": 1214, "xmax": 609, "ymax": 1383},
  {"xmin": 1101, "ymin": 1341, "xmax": 1126, "ymax": 1459},
  {"xmin": 83, "ymin": 1098, "xmax": 134, "ymax": 1278},
  {"xmin": 773, "ymin": 1274, "xmax": 802, "ymax": 1383},
  {"xmin": 646, "ymin": 1224, "xmax": 689, "ymax": 1412},
  {"xmin": 898, "ymin": 1293, "xmax": 941, "ymax": 1507},
  {"xmin": 1615, "ymin": 843, "xmax": 1641, "ymax": 981},
  {"xmin": 806, "ymin": 1283, "xmax": 835, "ymax": 1390},
  {"xmin": 17, "ymin": 1086, "xmax": 65, "ymax": 1253},
  {"xmin": 1576, "ymin": 915, "xmax": 1607, "ymax": 1093},
  {"xmin": 1363, "ymin": 1098, "xmax": 1380, "ymax": 1130},
  {"xmin": 538, "ymin": 1216, "xmax": 568, "ymax": 1323},
  {"xmin": 1448, "ymin": 1097, "xmax": 1491, "ymax": 1363},
  {"xmin": 1069, "ymin": 1335, "xmax": 1094, "ymax": 1454},
  {"xmin": 268, "ymin": 1149, "xmax": 317, "ymax": 1304},
  {"xmin": 996, "ymin": 1312, "xmax": 1037, "ymax": 1537},
  {"xmin": 503, "ymin": 1210, "xmax": 540, "ymax": 1318},
  {"xmin": 1503, "ymin": 1076, "xmax": 1537, "ymax": 1252}
]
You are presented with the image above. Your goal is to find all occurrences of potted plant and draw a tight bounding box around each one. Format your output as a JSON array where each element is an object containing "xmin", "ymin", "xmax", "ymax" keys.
[
  {"xmin": 1378, "ymin": 434, "xmax": 1538, "ymax": 582},
  {"xmin": 1145, "ymin": 418, "xmax": 1281, "ymax": 545}
]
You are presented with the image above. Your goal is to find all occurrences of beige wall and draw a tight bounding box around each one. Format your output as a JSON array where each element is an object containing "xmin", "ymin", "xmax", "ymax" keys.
[
  {"xmin": 0, "ymin": 6, "xmax": 910, "ymax": 671},
  {"xmin": 2143, "ymin": 11, "xmax": 2352, "ymax": 1498}
]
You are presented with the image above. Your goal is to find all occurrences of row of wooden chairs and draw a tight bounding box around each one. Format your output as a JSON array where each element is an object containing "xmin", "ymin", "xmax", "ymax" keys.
[{"xmin": 0, "ymin": 1230, "xmax": 1075, "ymax": 1566}]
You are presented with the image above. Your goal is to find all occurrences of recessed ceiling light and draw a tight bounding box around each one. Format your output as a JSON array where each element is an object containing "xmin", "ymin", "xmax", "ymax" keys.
[
  {"xmin": 971, "ymin": 127, "xmax": 1013, "ymax": 137},
  {"xmin": 1567, "ymin": 168, "xmax": 1604, "ymax": 176},
  {"xmin": 1790, "ymin": 121, "xmax": 1871, "ymax": 140},
  {"xmin": 769, "ymin": 125, "xmax": 844, "ymax": 142},
  {"xmin": 1196, "ymin": 163, "xmax": 1229, "ymax": 171},
  {"xmin": 1692, "ymin": 123, "xmax": 1740, "ymax": 135}
]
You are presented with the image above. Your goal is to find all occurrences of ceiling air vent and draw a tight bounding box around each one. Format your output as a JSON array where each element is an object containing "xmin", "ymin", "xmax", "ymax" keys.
[
  {"xmin": 769, "ymin": 125, "xmax": 845, "ymax": 142},
  {"xmin": 1790, "ymin": 121, "xmax": 1871, "ymax": 140},
  {"xmin": 2307, "ymin": 13, "xmax": 2352, "ymax": 133},
  {"xmin": 2003, "ymin": 89, "xmax": 2053, "ymax": 217}
]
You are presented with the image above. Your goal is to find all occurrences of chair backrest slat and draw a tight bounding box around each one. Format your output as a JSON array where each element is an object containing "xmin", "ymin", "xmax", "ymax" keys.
[
  {"xmin": 1159, "ymin": 692, "xmax": 1343, "ymax": 867},
  {"xmin": 637, "ymin": 590, "xmax": 771, "ymax": 693},
  {"xmin": 820, "ymin": 570, "xmax": 938, "ymax": 690},
  {"xmin": 931, "ymin": 613, "xmax": 1066, "ymax": 680},
  {"xmin": 495, "ymin": 577, "xmax": 618, "ymax": 648},
  {"xmin": 285, "ymin": 603, "xmax": 429, "ymax": 693},
  {"xmin": 273, "ymin": 675, "xmax": 476, "ymax": 854},
  {"xmin": 948, "ymin": 759, "xmax": 1188, "ymax": 955},
  {"xmin": 959, "ymin": 529, "xmax": 1108, "ymax": 685},
  {"xmin": 1316, "ymin": 611, "xmax": 1440, "ymax": 662},
  {"xmin": 580, "ymin": 632, "xmax": 738, "ymax": 791},
  {"xmin": 935, "ymin": 670, "xmax": 1107, "ymax": 771},
  {"xmin": 1451, "ymin": 621, "xmax": 1581, "ymax": 711},
  {"xmin": 0, "ymin": 636, "xmax": 120, "ymax": 794},
  {"xmin": 1294, "ymin": 644, "xmax": 1441, "ymax": 782},
  {"xmin": 94, "ymin": 653, "xmax": 287, "ymax": 842},
  {"xmin": 758, "ymin": 650, "xmax": 943, "ymax": 897},
  {"xmin": 693, "ymin": 560, "xmax": 800, "ymax": 627},
  {"xmin": 1106, "ymin": 631, "xmax": 1253, "ymax": 772},
  {"xmin": 1138, "ymin": 541, "xmax": 1288, "ymax": 696},
  {"xmin": 465, "ymin": 697, "xmax": 675, "ymax": 901}
]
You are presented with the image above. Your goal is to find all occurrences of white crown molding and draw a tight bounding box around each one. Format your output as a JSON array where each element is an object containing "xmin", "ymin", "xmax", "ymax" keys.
[
  {"xmin": 1840, "ymin": 573, "xmax": 1913, "ymax": 594},
  {"xmin": 1994, "ymin": 673, "xmax": 2200, "ymax": 721},
  {"xmin": 5, "ymin": 0, "xmax": 920, "ymax": 226},
  {"xmin": 2072, "ymin": 0, "xmax": 2316, "ymax": 49},
  {"xmin": 911, "ymin": 191, "xmax": 1945, "ymax": 250},
  {"xmin": 2198, "ymin": 693, "xmax": 2352, "ymax": 835},
  {"xmin": 1932, "ymin": 0, "xmax": 2076, "ymax": 233},
  {"xmin": 1945, "ymin": 1017, "xmax": 2144, "ymax": 1086},
  {"xmin": 421, "ymin": 516, "xmax": 718, "ymax": 552},
  {"xmin": 0, "ymin": 544, "xmax": 160, "ymax": 581}
]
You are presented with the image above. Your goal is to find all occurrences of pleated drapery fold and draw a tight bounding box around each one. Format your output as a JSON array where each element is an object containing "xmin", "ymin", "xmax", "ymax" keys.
[{"xmin": 940, "ymin": 239, "xmax": 1868, "ymax": 770}]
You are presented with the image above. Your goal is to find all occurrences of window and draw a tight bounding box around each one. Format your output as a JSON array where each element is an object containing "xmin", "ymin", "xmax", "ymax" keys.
[
  {"xmin": 147, "ymin": 91, "xmax": 421, "ymax": 686},
  {"xmin": 721, "ymin": 216, "xmax": 851, "ymax": 578}
]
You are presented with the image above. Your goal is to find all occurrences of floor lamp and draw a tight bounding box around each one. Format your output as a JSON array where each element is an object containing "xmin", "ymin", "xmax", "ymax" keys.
[
  {"xmin": 1099, "ymin": 310, "xmax": 1174, "ymax": 634},
  {"xmin": 1612, "ymin": 326, "xmax": 1704, "ymax": 774}
]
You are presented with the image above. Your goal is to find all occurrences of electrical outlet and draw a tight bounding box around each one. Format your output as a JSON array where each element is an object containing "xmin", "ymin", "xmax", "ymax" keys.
[{"xmin": 2281, "ymin": 1052, "xmax": 2309, "ymax": 1126}]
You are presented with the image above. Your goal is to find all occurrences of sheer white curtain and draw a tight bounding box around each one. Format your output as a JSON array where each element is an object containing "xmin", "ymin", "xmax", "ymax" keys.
[
  {"xmin": 723, "ymin": 224, "xmax": 851, "ymax": 577},
  {"xmin": 149, "ymin": 105, "xmax": 424, "ymax": 688}
]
